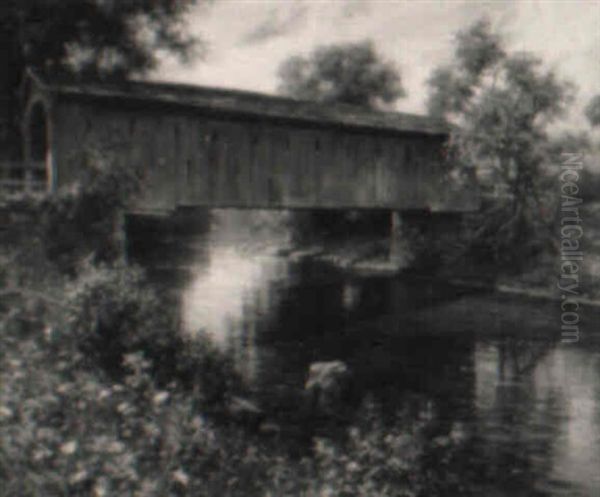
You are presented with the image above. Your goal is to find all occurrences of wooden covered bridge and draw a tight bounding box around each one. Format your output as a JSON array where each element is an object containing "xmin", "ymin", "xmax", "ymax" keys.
[{"xmin": 6, "ymin": 70, "xmax": 476, "ymax": 217}]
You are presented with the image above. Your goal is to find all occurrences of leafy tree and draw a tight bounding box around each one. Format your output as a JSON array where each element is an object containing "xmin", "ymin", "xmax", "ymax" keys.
[
  {"xmin": 585, "ymin": 95, "xmax": 600, "ymax": 127},
  {"xmin": 277, "ymin": 40, "xmax": 404, "ymax": 109},
  {"xmin": 427, "ymin": 18, "xmax": 574, "ymax": 264},
  {"xmin": 0, "ymin": 0, "xmax": 202, "ymax": 158}
]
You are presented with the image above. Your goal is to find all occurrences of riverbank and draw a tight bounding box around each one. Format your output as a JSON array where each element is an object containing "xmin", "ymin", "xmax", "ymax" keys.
[
  {"xmin": 286, "ymin": 200, "xmax": 600, "ymax": 310},
  {"xmin": 1, "ymin": 194, "xmax": 470, "ymax": 497},
  {"xmin": 1, "ymin": 253, "xmax": 472, "ymax": 497}
]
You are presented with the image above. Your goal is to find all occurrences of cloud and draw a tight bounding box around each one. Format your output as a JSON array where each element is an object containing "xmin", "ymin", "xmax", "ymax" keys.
[
  {"xmin": 338, "ymin": 0, "xmax": 370, "ymax": 19},
  {"xmin": 158, "ymin": 0, "xmax": 599, "ymax": 130},
  {"xmin": 239, "ymin": 5, "xmax": 308, "ymax": 46}
]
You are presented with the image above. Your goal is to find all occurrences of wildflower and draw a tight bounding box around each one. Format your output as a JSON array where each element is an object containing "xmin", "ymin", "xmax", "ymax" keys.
[
  {"xmin": 98, "ymin": 388, "xmax": 111, "ymax": 401},
  {"xmin": 57, "ymin": 382, "xmax": 74, "ymax": 394},
  {"xmin": 43, "ymin": 325, "xmax": 59, "ymax": 342},
  {"xmin": 107, "ymin": 441, "xmax": 125, "ymax": 454},
  {"xmin": 172, "ymin": 469, "xmax": 190, "ymax": 487},
  {"xmin": 36, "ymin": 427, "xmax": 56, "ymax": 442},
  {"xmin": 143, "ymin": 422, "xmax": 160, "ymax": 438},
  {"xmin": 0, "ymin": 405, "xmax": 13, "ymax": 421},
  {"xmin": 116, "ymin": 401, "xmax": 134, "ymax": 415},
  {"xmin": 57, "ymin": 361, "xmax": 70, "ymax": 371},
  {"xmin": 32, "ymin": 447, "xmax": 52, "ymax": 462},
  {"xmin": 112, "ymin": 384, "xmax": 125, "ymax": 394},
  {"xmin": 152, "ymin": 391, "xmax": 170, "ymax": 406},
  {"xmin": 449, "ymin": 422, "xmax": 466, "ymax": 443},
  {"xmin": 60, "ymin": 440, "xmax": 78, "ymax": 455},
  {"xmin": 93, "ymin": 478, "xmax": 109, "ymax": 497},
  {"xmin": 69, "ymin": 469, "xmax": 89, "ymax": 485},
  {"xmin": 191, "ymin": 415, "xmax": 205, "ymax": 430},
  {"xmin": 433, "ymin": 435, "xmax": 450, "ymax": 447},
  {"xmin": 8, "ymin": 359, "xmax": 22, "ymax": 368}
]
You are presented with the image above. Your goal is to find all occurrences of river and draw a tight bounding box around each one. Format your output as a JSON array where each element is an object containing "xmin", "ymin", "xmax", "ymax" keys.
[{"xmin": 129, "ymin": 209, "xmax": 600, "ymax": 497}]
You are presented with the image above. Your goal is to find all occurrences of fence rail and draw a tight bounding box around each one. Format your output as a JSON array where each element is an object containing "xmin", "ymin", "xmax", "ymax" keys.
[{"xmin": 0, "ymin": 161, "xmax": 46, "ymax": 193}]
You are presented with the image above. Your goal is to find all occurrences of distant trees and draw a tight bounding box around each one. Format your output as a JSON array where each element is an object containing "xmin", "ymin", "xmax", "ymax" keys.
[
  {"xmin": 427, "ymin": 19, "xmax": 575, "ymax": 263},
  {"xmin": 277, "ymin": 40, "xmax": 404, "ymax": 110},
  {"xmin": 0, "ymin": 0, "xmax": 202, "ymax": 158}
]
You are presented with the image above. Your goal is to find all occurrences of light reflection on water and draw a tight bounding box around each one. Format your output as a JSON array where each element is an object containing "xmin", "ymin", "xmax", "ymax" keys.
[
  {"xmin": 181, "ymin": 247, "xmax": 290, "ymax": 384},
  {"xmin": 137, "ymin": 209, "xmax": 600, "ymax": 496}
]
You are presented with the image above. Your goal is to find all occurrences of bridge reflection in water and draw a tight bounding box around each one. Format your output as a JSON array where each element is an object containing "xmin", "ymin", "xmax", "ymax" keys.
[{"xmin": 132, "ymin": 209, "xmax": 600, "ymax": 497}]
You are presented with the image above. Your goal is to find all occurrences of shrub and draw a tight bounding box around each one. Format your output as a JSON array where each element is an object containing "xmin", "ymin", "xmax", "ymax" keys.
[
  {"xmin": 0, "ymin": 146, "xmax": 140, "ymax": 276},
  {"xmin": 0, "ymin": 308, "xmax": 286, "ymax": 497},
  {"xmin": 39, "ymin": 148, "xmax": 140, "ymax": 274},
  {"xmin": 65, "ymin": 262, "xmax": 179, "ymax": 379},
  {"xmin": 264, "ymin": 400, "xmax": 469, "ymax": 497},
  {"xmin": 175, "ymin": 334, "xmax": 241, "ymax": 407},
  {"xmin": 1, "ymin": 300, "xmax": 468, "ymax": 497},
  {"xmin": 65, "ymin": 260, "xmax": 242, "ymax": 405}
]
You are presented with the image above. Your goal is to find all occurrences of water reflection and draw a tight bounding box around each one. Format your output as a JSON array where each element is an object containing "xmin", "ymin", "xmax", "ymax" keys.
[
  {"xmin": 133, "ymin": 208, "xmax": 600, "ymax": 496},
  {"xmin": 470, "ymin": 342, "xmax": 600, "ymax": 496}
]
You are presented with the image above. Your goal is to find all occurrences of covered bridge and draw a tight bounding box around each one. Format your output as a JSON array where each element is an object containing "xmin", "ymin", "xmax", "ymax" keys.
[{"xmin": 9, "ymin": 69, "xmax": 475, "ymax": 213}]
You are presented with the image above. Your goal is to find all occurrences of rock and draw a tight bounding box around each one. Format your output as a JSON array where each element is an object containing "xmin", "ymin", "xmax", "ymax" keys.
[{"xmin": 304, "ymin": 360, "xmax": 352, "ymax": 418}]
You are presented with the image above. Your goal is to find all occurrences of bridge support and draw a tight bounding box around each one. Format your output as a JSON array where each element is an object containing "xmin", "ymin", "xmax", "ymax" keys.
[{"xmin": 389, "ymin": 211, "xmax": 414, "ymax": 269}]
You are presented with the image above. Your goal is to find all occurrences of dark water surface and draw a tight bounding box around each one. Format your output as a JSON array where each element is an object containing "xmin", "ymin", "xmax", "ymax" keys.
[{"xmin": 131, "ymin": 210, "xmax": 600, "ymax": 497}]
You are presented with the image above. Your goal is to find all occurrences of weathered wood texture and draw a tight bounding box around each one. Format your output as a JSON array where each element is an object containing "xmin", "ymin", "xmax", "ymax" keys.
[{"xmin": 25, "ymin": 73, "xmax": 476, "ymax": 212}]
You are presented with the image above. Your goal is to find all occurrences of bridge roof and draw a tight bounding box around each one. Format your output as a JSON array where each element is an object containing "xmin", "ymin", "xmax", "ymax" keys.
[{"xmin": 31, "ymin": 71, "xmax": 449, "ymax": 137}]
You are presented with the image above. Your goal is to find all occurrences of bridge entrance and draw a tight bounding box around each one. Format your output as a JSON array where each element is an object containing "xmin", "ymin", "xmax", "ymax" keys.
[{"xmin": 26, "ymin": 102, "xmax": 49, "ymax": 190}]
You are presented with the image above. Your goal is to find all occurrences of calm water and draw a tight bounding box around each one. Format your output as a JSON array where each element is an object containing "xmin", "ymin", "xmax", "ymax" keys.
[{"xmin": 131, "ymin": 209, "xmax": 600, "ymax": 497}]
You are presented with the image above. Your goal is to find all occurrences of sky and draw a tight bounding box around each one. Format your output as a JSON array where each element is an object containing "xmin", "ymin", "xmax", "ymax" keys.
[{"xmin": 155, "ymin": 0, "xmax": 600, "ymax": 128}]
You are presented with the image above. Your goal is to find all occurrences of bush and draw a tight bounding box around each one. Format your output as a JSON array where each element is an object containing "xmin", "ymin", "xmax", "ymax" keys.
[
  {"xmin": 263, "ymin": 399, "xmax": 469, "ymax": 497},
  {"xmin": 1, "ymin": 298, "xmax": 469, "ymax": 497},
  {"xmin": 0, "ymin": 147, "xmax": 140, "ymax": 276},
  {"xmin": 40, "ymin": 148, "xmax": 140, "ymax": 274},
  {"xmin": 65, "ymin": 260, "xmax": 242, "ymax": 405},
  {"xmin": 0, "ymin": 317, "xmax": 264, "ymax": 497},
  {"xmin": 66, "ymin": 262, "xmax": 179, "ymax": 379},
  {"xmin": 175, "ymin": 335, "xmax": 241, "ymax": 407}
]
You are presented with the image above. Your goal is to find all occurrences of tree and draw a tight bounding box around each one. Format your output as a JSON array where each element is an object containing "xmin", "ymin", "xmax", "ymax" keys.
[
  {"xmin": 427, "ymin": 18, "xmax": 574, "ymax": 264},
  {"xmin": 277, "ymin": 40, "xmax": 404, "ymax": 110},
  {"xmin": 0, "ymin": 0, "xmax": 201, "ymax": 158},
  {"xmin": 585, "ymin": 95, "xmax": 600, "ymax": 127}
]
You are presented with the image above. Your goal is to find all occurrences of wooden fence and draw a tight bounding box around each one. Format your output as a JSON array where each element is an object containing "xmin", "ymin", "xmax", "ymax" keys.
[{"xmin": 0, "ymin": 161, "xmax": 46, "ymax": 194}]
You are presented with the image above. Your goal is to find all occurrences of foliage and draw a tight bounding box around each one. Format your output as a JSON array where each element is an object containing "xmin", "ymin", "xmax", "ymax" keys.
[
  {"xmin": 175, "ymin": 334, "xmax": 240, "ymax": 406},
  {"xmin": 269, "ymin": 426, "xmax": 424, "ymax": 496},
  {"xmin": 427, "ymin": 18, "xmax": 575, "ymax": 266},
  {"xmin": 278, "ymin": 40, "xmax": 404, "ymax": 109},
  {"xmin": 0, "ymin": 146, "xmax": 140, "ymax": 274},
  {"xmin": 0, "ymin": 0, "xmax": 199, "ymax": 86},
  {"xmin": 66, "ymin": 262, "xmax": 176, "ymax": 377},
  {"xmin": 64, "ymin": 259, "xmax": 241, "ymax": 402},
  {"xmin": 40, "ymin": 148, "xmax": 140, "ymax": 273},
  {"xmin": 1, "ymin": 305, "xmax": 469, "ymax": 497},
  {"xmin": 264, "ymin": 400, "xmax": 469, "ymax": 497},
  {"xmin": 585, "ymin": 94, "xmax": 600, "ymax": 127},
  {"xmin": 0, "ymin": 0, "xmax": 202, "ymax": 159},
  {"xmin": 0, "ymin": 312, "xmax": 268, "ymax": 497}
]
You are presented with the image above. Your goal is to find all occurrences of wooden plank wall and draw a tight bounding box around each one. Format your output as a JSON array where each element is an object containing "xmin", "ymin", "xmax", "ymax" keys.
[{"xmin": 51, "ymin": 98, "xmax": 447, "ymax": 211}]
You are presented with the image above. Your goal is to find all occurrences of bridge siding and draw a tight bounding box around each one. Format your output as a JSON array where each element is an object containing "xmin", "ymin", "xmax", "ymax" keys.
[{"xmin": 50, "ymin": 97, "xmax": 446, "ymax": 211}]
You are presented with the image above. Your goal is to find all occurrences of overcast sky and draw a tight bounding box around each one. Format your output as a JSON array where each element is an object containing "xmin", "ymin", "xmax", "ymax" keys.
[{"xmin": 155, "ymin": 0, "xmax": 599, "ymax": 128}]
